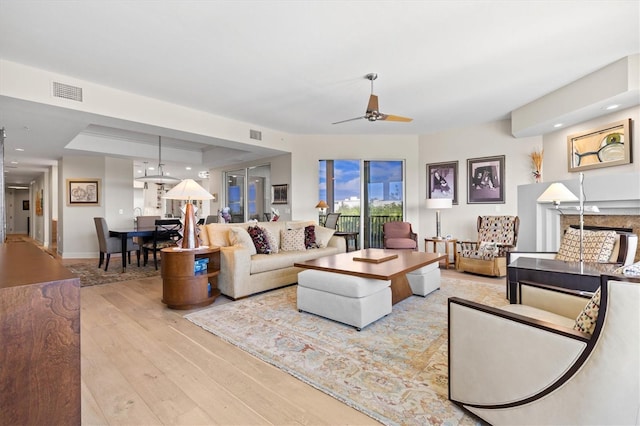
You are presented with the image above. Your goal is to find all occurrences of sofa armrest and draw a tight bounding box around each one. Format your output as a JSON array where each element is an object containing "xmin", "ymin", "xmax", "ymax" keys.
[
  {"xmin": 448, "ymin": 297, "xmax": 589, "ymax": 407},
  {"xmin": 327, "ymin": 234, "xmax": 347, "ymax": 253},
  {"xmin": 218, "ymin": 245, "xmax": 253, "ymax": 299}
]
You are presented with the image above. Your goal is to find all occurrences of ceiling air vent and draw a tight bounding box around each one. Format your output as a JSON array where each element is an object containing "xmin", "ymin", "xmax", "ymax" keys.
[
  {"xmin": 249, "ymin": 129, "xmax": 262, "ymax": 141},
  {"xmin": 52, "ymin": 81, "xmax": 83, "ymax": 102}
]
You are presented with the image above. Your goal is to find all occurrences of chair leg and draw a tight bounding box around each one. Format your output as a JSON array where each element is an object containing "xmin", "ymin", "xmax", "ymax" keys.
[
  {"xmin": 136, "ymin": 250, "xmax": 140, "ymax": 267},
  {"xmin": 104, "ymin": 253, "xmax": 111, "ymax": 271},
  {"xmin": 98, "ymin": 252, "xmax": 104, "ymax": 268},
  {"xmin": 143, "ymin": 248, "xmax": 148, "ymax": 266},
  {"xmin": 153, "ymin": 250, "xmax": 159, "ymax": 270}
]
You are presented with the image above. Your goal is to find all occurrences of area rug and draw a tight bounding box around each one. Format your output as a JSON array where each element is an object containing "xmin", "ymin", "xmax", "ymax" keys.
[
  {"xmin": 66, "ymin": 261, "xmax": 160, "ymax": 287},
  {"xmin": 185, "ymin": 277, "xmax": 508, "ymax": 425}
]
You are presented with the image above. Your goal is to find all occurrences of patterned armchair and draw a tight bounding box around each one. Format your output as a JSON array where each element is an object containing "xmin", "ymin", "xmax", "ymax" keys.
[{"xmin": 456, "ymin": 215, "xmax": 519, "ymax": 277}]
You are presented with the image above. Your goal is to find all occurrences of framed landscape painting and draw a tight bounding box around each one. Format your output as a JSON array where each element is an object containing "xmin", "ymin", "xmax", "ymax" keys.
[
  {"xmin": 467, "ymin": 155, "xmax": 505, "ymax": 204},
  {"xmin": 426, "ymin": 161, "xmax": 458, "ymax": 205}
]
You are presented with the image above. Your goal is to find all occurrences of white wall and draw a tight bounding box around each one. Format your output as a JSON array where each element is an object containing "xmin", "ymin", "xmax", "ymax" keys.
[
  {"xmin": 541, "ymin": 105, "xmax": 640, "ymax": 182},
  {"xmin": 517, "ymin": 105, "xmax": 640, "ymax": 251},
  {"xmin": 59, "ymin": 156, "xmax": 134, "ymax": 258},
  {"xmin": 419, "ymin": 119, "xmax": 542, "ymax": 242}
]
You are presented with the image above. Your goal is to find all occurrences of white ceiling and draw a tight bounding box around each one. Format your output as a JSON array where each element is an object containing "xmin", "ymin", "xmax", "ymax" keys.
[{"xmin": 1, "ymin": 0, "xmax": 639, "ymax": 185}]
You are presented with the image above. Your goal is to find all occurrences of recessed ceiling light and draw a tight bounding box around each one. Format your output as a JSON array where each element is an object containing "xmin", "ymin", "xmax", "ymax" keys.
[
  {"xmin": 137, "ymin": 170, "xmax": 142, "ymax": 173},
  {"xmin": 15, "ymin": 148, "xmax": 24, "ymax": 151},
  {"xmin": 10, "ymin": 161, "xmax": 18, "ymax": 164},
  {"xmin": 553, "ymin": 123, "xmax": 563, "ymax": 128},
  {"xmin": 148, "ymin": 166, "xmax": 155, "ymax": 170},
  {"xmin": 185, "ymin": 166, "xmax": 192, "ymax": 170},
  {"xmin": 605, "ymin": 104, "xmax": 619, "ymax": 110}
]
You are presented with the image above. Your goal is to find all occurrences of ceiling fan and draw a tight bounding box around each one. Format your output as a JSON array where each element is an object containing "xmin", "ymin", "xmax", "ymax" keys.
[{"xmin": 332, "ymin": 73, "xmax": 413, "ymax": 125}]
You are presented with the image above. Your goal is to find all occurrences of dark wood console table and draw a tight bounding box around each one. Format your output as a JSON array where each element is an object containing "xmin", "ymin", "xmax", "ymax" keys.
[
  {"xmin": 506, "ymin": 257, "xmax": 612, "ymax": 303},
  {"xmin": 0, "ymin": 242, "xmax": 80, "ymax": 425}
]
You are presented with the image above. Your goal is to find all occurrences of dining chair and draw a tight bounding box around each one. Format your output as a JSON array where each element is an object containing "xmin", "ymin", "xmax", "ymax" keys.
[
  {"xmin": 142, "ymin": 218, "xmax": 182, "ymax": 270},
  {"xmin": 93, "ymin": 217, "xmax": 140, "ymax": 271}
]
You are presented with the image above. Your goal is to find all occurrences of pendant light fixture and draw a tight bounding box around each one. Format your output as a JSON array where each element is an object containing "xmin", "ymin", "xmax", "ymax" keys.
[{"xmin": 136, "ymin": 136, "xmax": 180, "ymax": 184}]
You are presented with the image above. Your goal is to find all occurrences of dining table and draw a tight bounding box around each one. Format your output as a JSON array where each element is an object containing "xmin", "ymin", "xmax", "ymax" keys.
[{"xmin": 108, "ymin": 227, "xmax": 155, "ymax": 272}]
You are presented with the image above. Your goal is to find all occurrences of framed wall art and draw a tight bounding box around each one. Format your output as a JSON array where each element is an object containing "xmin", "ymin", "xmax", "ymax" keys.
[
  {"xmin": 22, "ymin": 200, "xmax": 29, "ymax": 210},
  {"xmin": 67, "ymin": 178, "xmax": 101, "ymax": 206},
  {"xmin": 271, "ymin": 184, "xmax": 288, "ymax": 204},
  {"xmin": 426, "ymin": 161, "xmax": 458, "ymax": 205},
  {"xmin": 567, "ymin": 118, "xmax": 631, "ymax": 172},
  {"xmin": 467, "ymin": 155, "xmax": 505, "ymax": 204}
]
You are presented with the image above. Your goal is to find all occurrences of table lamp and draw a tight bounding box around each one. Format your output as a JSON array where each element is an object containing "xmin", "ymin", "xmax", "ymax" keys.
[
  {"xmin": 425, "ymin": 198, "xmax": 452, "ymax": 239},
  {"xmin": 163, "ymin": 179, "xmax": 214, "ymax": 249}
]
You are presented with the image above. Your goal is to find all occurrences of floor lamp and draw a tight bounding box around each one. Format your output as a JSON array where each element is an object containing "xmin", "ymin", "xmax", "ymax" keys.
[
  {"xmin": 537, "ymin": 173, "xmax": 598, "ymax": 268},
  {"xmin": 425, "ymin": 198, "xmax": 452, "ymax": 239},
  {"xmin": 163, "ymin": 179, "xmax": 214, "ymax": 249}
]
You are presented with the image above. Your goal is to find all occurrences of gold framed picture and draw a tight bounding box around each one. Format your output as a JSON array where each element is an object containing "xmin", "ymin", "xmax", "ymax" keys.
[
  {"xmin": 567, "ymin": 119, "xmax": 631, "ymax": 172},
  {"xmin": 67, "ymin": 178, "xmax": 101, "ymax": 206}
]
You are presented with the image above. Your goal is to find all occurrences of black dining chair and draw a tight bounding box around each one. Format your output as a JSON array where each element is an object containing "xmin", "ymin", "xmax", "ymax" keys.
[{"xmin": 142, "ymin": 219, "xmax": 182, "ymax": 270}]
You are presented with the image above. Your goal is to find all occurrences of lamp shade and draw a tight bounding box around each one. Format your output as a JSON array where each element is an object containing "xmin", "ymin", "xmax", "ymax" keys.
[
  {"xmin": 425, "ymin": 198, "xmax": 452, "ymax": 209},
  {"xmin": 162, "ymin": 179, "xmax": 214, "ymax": 200},
  {"xmin": 536, "ymin": 183, "xmax": 578, "ymax": 204},
  {"xmin": 315, "ymin": 200, "xmax": 329, "ymax": 209}
]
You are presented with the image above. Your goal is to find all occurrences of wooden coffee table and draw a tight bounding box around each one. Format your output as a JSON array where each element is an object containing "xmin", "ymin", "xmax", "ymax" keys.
[{"xmin": 295, "ymin": 248, "xmax": 446, "ymax": 304}]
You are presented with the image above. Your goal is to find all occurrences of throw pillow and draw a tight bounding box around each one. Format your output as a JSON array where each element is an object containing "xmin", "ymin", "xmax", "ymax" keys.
[
  {"xmin": 280, "ymin": 228, "xmax": 306, "ymax": 251},
  {"xmin": 555, "ymin": 228, "xmax": 581, "ymax": 261},
  {"xmin": 478, "ymin": 241, "xmax": 499, "ymax": 257},
  {"xmin": 583, "ymin": 231, "xmax": 617, "ymax": 262},
  {"xmin": 304, "ymin": 225, "xmax": 318, "ymax": 249},
  {"xmin": 228, "ymin": 227, "xmax": 257, "ymax": 255},
  {"xmin": 556, "ymin": 228, "xmax": 617, "ymax": 262},
  {"xmin": 314, "ymin": 226, "xmax": 336, "ymax": 248},
  {"xmin": 573, "ymin": 288, "xmax": 601, "ymax": 335},
  {"xmin": 613, "ymin": 260, "xmax": 640, "ymax": 277},
  {"xmin": 262, "ymin": 227, "xmax": 279, "ymax": 254},
  {"xmin": 247, "ymin": 226, "xmax": 271, "ymax": 254}
]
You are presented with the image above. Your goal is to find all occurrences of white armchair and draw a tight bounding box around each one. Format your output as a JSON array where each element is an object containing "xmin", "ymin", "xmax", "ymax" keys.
[{"xmin": 448, "ymin": 274, "xmax": 640, "ymax": 425}]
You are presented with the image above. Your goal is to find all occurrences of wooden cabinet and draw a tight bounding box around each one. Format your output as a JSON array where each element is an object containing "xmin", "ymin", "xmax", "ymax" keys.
[
  {"xmin": 0, "ymin": 242, "xmax": 80, "ymax": 425},
  {"xmin": 160, "ymin": 247, "xmax": 221, "ymax": 309}
]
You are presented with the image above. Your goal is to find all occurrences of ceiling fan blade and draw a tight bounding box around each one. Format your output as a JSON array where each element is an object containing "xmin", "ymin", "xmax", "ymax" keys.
[
  {"xmin": 379, "ymin": 113, "xmax": 413, "ymax": 122},
  {"xmin": 332, "ymin": 116, "xmax": 366, "ymax": 125},
  {"xmin": 366, "ymin": 94, "xmax": 379, "ymax": 113}
]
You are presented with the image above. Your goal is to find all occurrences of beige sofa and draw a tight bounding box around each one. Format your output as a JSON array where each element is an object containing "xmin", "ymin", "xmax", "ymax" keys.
[{"xmin": 198, "ymin": 221, "xmax": 346, "ymax": 299}]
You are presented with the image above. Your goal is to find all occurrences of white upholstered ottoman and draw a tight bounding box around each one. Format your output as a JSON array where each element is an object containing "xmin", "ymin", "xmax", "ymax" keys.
[
  {"xmin": 297, "ymin": 269, "xmax": 392, "ymax": 330},
  {"xmin": 406, "ymin": 262, "xmax": 441, "ymax": 296}
]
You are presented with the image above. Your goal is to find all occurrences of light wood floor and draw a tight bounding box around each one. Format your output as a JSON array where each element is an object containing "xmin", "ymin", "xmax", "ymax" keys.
[{"xmin": 20, "ymin": 235, "xmax": 502, "ymax": 425}]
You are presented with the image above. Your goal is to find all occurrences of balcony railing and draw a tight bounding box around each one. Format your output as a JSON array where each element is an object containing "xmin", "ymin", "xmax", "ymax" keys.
[{"xmin": 320, "ymin": 214, "xmax": 404, "ymax": 248}]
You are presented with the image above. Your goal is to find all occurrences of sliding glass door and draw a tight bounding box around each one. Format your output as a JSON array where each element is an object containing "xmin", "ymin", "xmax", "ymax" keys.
[
  {"xmin": 224, "ymin": 165, "xmax": 270, "ymax": 223},
  {"xmin": 319, "ymin": 159, "xmax": 405, "ymax": 248}
]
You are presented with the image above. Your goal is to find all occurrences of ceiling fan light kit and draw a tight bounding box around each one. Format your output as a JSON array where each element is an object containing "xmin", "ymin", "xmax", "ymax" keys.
[{"xmin": 333, "ymin": 73, "xmax": 413, "ymax": 125}]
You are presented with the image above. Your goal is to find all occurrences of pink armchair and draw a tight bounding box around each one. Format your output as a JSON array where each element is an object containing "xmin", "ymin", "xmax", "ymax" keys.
[{"xmin": 383, "ymin": 221, "xmax": 418, "ymax": 250}]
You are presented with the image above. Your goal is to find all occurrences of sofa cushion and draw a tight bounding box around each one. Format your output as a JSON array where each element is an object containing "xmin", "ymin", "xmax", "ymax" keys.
[
  {"xmin": 314, "ymin": 226, "xmax": 335, "ymax": 248},
  {"xmin": 573, "ymin": 287, "xmax": 601, "ymax": 335},
  {"xmin": 247, "ymin": 226, "xmax": 271, "ymax": 254},
  {"xmin": 228, "ymin": 227, "xmax": 257, "ymax": 255},
  {"xmin": 281, "ymin": 228, "xmax": 306, "ymax": 251},
  {"xmin": 556, "ymin": 228, "xmax": 616, "ymax": 262},
  {"xmin": 206, "ymin": 223, "xmax": 237, "ymax": 247}
]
